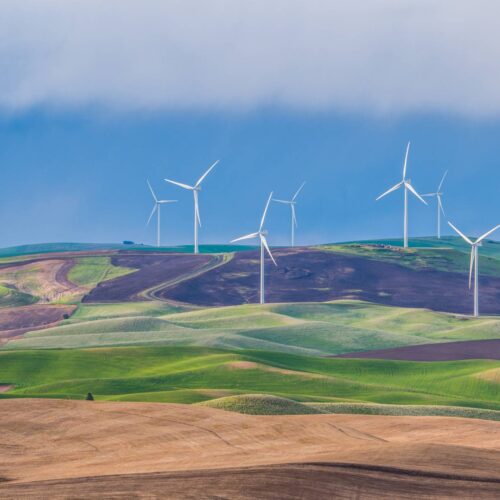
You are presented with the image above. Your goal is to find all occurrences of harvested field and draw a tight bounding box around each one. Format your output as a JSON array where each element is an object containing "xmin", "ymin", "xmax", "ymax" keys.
[
  {"xmin": 83, "ymin": 253, "xmax": 213, "ymax": 302},
  {"xmin": 337, "ymin": 339, "xmax": 500, "ymax": 361},
  {"xmin": 0, "ymin": 305, "xmax": 75, "ymax": 343},
  {"xmin": 0, "ymin": 399, "xmax": 499, "ymax": 498},
  {"xmin": 158, "ymin": 248, "xmax": 500, "ymax": 314}
]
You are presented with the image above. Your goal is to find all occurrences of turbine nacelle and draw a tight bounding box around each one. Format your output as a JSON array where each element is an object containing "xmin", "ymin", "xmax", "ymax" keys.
[
  {"xmin": 448, "ymin": 222, "xmax": 500, "ymax": 298},
  {"xmin": 164, "ymin": 160, "xmax": 219, "ymax": 253}
]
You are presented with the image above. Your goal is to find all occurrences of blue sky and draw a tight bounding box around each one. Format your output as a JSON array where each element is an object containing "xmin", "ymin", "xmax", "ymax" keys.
[
  {"xmin": 0, "ymin": 2, "xmax": 499, "ymax": 247},
  {"xmin": 0, "ymin": 110, "xmax": 498, "ymax": 248}
]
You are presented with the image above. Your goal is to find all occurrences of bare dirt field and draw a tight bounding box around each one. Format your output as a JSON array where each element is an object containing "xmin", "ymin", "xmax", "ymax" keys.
[
  {"xmin": 0, "ymin": 304, "xmax": 76, "ymax": 344},
  {"xmin": 0, "ymin": 399, "xmax": 499, "ymax": 498},
  {"xmin": 83, "ymin": 253, "xmax": 213, "ymax": 302},
  {"xmin": 159, "ymin": 248, "xmax": 500, "ymax": 314},
  {"xmin": 337, "ymin": 339, "xmax": 500, "ymax": 361}
]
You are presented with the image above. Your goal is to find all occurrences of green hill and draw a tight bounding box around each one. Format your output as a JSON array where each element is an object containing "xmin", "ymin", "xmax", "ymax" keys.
[
  {"xmin": 5, "ymin": 300, "xmax": 499, "ymax": 353},
  {"xmin": 0, "ymin": 346, "xmax": 498, "ymax": 413}
]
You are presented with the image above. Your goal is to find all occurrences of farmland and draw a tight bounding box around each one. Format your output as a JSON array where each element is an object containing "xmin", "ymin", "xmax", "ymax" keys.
[
  {"xmin": 0, "ymin": 241, "xmax": 499, "ymax": 498},
  {"xmin": 1, "ymin": 345, "xmax": 499, "ymax": 413}
]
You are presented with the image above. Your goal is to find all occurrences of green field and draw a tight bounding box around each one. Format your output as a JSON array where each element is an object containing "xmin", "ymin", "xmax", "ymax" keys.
[
  {"xmin": 0, "ymin": 346, "xmax": 498, "ymax": 413},
  {"xmin": 322, "ymin": 238, "xmax": 500, "ymax": 276},
  {"xmin": 68, "ymin": 256, "xmax": 136, "ymax": 287},
  {"xmin": 4, "ymin": 300, "xmax": 499, "ymax": 354},
  {"xmin": 0, "ymin": 284, "xmax": 37, "ymax": 308}
]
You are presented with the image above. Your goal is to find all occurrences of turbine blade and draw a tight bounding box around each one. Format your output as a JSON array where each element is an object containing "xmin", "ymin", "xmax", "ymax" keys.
[
  {"xmin": 448, "ymin": 222, "xmax": 474, "ymax": 245},
  {"xmin": 402, "ymin": 141, "xmax": 410, "ymax": 179},
  {"xmin": 437, "ymin": 195, "xmax": 445, "ymax": 216},
  {"xmin": 159, "ymin": 199, "xmax": 177, "ymax": 204},
  {"xmin": 376, "ymin": 181, "xmax": 403, "ymax": 201},
  {"xmin": 469, "ymin": 247, "xmax": 475, "ymax": 289},
  {"xmin": 291, "ymin": 204, "xmax": 298, "ymax": 227},
  {"xmin": 420, "ymin": 193, "xmax": 437, "ymax": 197},
  {"xmin": 147, "ymin": 180, "xmax": 157, "ymax": 202},
  {"xmin": 273, "ymin": 199, "xmax": 291, "ymax": 204},
  {"xmin": 195, "ymin": 159, "xmax": 219, "ymax": 187},
  {"xmin": 260, "ymin": 191, "xmax": 274, "ymax": 231},
  {"xmin": 438, "ymin": 169, "xmax": 448, "ymax": 192},
  {"xmin": 230, "ymin": 231, "xmax": 260, "ymax": 243},
  {"xmin": 165, "ymin": 179, "xmax": 194, "ymax": 190},
  {"xmin": 406, "ymin": 182, "xmax": 428, "ymax": 205},
  {"xmin": 260, "ymin": 234, "xmax": 277, "ymax": 266},
  {"xmin": 292, "ymin": 181, "xmax": 306, "ymax": 201},
  {"xmin": 147, "ymin": 204, "xmax": 157, "ymax": 226},
  {"xmin": 476, "ymin": 224, "xmax": 500, "ymax": 244}
]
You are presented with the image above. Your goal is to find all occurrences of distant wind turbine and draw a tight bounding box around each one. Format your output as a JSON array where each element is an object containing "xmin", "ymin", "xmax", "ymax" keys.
[
  {"xmin": 376, "ymin": 142, "xmax": 427, "ymax": 248},
  {"xmin": 165, "ymin": 160, "xmax": 219, "ymax": 254},
  {"xmin": 231, "ymin": 192, "xmax": 277, "ymax": 304},
  {"xmin": 147, "ymin": 180, "xmax": 177, "ymax": 247},
  {"xmin": 448, "ymin": 222, "xmax": 500, "ymax": 317},
  {"xmin": 273, "ymin": 182, "xmax": 306, "ymax": 247},
  {"xmin": 422, "ymin": 170, "xmax": 448, "ymax": 239}
]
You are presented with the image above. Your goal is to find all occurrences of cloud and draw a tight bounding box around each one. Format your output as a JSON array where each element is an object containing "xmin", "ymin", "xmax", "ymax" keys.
[{"xmin": 1, "ymin": 0, "xmax": 500, "ymax": 116}]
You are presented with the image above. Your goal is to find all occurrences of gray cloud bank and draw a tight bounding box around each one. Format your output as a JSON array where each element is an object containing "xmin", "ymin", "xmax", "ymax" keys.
[{"xmin": 0, "ymin": 0, "xmax": 499, "ymax": 116}]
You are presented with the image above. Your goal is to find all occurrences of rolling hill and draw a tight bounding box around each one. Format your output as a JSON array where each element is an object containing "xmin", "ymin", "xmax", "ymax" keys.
[{"xmin": 3, "ymin": 300, "xmax": 500, "ymax": 355}]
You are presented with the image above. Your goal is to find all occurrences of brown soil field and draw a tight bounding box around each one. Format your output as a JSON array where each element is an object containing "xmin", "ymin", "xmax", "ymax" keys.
[
  {"xmin": 158, "ymin": 248, "xmax": 500, "ymax": 314},
  {"xmin": 337, "ymin": 339, "xmax": 500, "ymax": 361},
  {"xmin": 0, "ymin": 399, "xmax": 499, "ymax": 498},
  {"xmin": 83, "ymin": 253, "xmax": 213, "ymax": 302},
  {"xmin": 0, "ymin": 304, "xmax": 76, "ymax": 344}
]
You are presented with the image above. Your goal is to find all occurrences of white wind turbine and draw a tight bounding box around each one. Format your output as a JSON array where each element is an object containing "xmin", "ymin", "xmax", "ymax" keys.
[
  {"xmin": 147, "ymin": 180, "xmax": 177, "ymax": 247},
  {"xmin": 231, "ymin": 192, "xmax": 277, "ymax": 304},
  {"xmin": 422, "ymin": 170, "xmax": 448, "ymax": 239},
  {"xmin": 273, "ymin": 182, "xmax": 306, "ymax": 247},
  {"xmin": 376, "ymin": 142, "xmax": 428, "ymax": 248},
  {"xmin": 165, "ymin": 160, "xmax": 219, "ymax": 254},
  {"xmin": 448, "ymin": 222, "xmax": 500, "ymax": 317}
]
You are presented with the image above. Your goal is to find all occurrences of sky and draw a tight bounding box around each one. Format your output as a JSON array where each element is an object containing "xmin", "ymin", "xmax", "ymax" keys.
[{"xmin": 0, "ymin": 1, "xmax": 499, "ymax": 248}]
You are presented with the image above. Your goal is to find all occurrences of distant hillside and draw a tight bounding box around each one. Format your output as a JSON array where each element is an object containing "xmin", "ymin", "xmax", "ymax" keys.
[
  {"xmin": 0, "ymin": 242, "xmax": 257, "ymax": 259},
  {"xmin": 336, "ymin": 236, "xmax": 500, "ymax": 260}
]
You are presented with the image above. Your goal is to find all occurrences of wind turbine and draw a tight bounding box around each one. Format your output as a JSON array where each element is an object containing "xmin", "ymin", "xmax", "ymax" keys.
[
  {"xmin": 376, "ymin": 142, "xmax": 428, "ymax": 248},
  {"xmin": 273, "ymin": 182, "xmax": 306, "ymax": 247},
  {"xmin": 422, "ymin": 170, "xmax": 448, "ymax": 239},
  {"xmin": 448, "ymin": 222, "xmax": 500, "ymax": 317},
  {"xmin": 146, "ymin": 180, "xmax": 177, "ymax": 247},
  {"xmin": 231, "ymin": 192, "xmax": 277, "ymax": 304},
  {"xmin": 165, "ymin": 160, "xmax": 219, "ymax": 254}
]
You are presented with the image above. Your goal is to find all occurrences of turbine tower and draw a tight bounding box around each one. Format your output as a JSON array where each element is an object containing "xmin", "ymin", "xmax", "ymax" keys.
[
  {"xmin": 165, "ymin": 160, "xmax": 219, "ymax": 254},
  {"xmin": 231, "ymin": 192, "xmax": 277, "ymax": 304},
  {"xmin": 422, "ymin": 170, "xmax": 448, "ymax": 239},
  {"xmin": 273, "ymin": 182, "xmax": 306, "ymax": 247},
  {"xmin": 376, "ymin": 142, "xmax": 427, "ymax": 248},
  {"xmin": 448, "ymin": 222, "xmax": 500, "ymax": 317},
  {"xmin": 147, "ymin": 180, "xmax": 177, "ymax": 247}
]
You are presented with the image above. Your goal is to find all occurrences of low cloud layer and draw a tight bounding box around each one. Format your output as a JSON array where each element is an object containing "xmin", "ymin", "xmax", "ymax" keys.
[{"xmin": 1, "ymin": 0, "xmax": 499, "ymax": 116}]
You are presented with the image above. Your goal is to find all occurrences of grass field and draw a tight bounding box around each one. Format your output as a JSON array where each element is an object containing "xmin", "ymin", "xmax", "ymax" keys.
[
  {"xmin": 322, "ymin": 238, "xmax": 500, "ymax": 276},
  {"xmin": 5, "ymin": 300, "xmax": 499, "ymax": 354},
  {"xmin": 339, "ymin": 236, "xmax": 500, "ymax": 259},
  {"xmin": 68, "ymin": 256, "xmax": 136, "ymax": 287},
  {"xmin": 0, "ymin": 346, "xmax": 498, "ymax": 412},
  {"xmin": 0, "ymin": 284, "xmax": 37, "ymax": 308}
]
